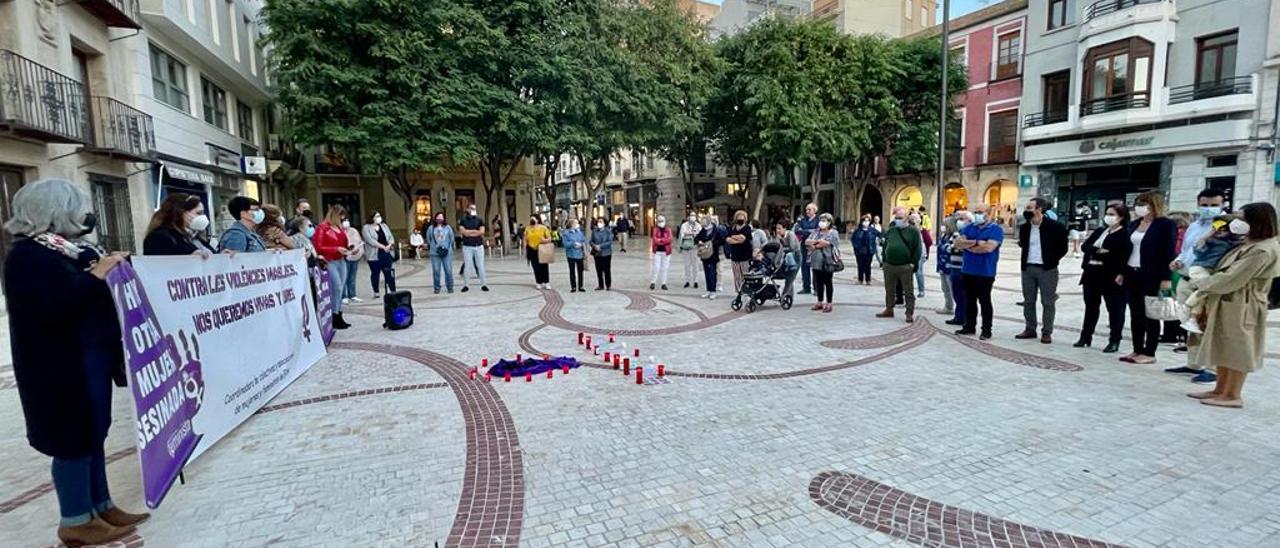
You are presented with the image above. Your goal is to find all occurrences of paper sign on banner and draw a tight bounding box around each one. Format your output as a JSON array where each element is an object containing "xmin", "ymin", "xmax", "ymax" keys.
[{"xmin": 108, "ymin": 250, "xmax": 327, "ymax": 508}]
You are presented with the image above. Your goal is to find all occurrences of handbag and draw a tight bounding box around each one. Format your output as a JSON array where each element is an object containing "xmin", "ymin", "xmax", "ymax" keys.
[
  {"xmin": 1144, "ymin": 292, "xmax": 1183, "ymax": 321},
  {"xmin": 696, "ymin": 240, "xmax": 714, "ymax": 260},
  {"xmin": 537, "ymin": 240, "xmax": 556, "ymax": 264}
]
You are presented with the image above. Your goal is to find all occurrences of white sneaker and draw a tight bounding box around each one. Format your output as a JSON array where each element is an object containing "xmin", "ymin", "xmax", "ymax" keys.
[
  {"xmin": 372, "ymin": 293, "xmax": 381, "ymax": 299},
  {"xmin": 342, "ymin": 298, "xmax": 351, "ymax": 304},
  {"xmin": 351, "ymin": 297, "xmax": 364, "ymax": 303},
  {"xmin": 708, "ymin": 293, "xmax": 717, "ymax": 301},
  {"xmin": 701, "ymin": 292, "xmax": 710, "ymax": 299}
]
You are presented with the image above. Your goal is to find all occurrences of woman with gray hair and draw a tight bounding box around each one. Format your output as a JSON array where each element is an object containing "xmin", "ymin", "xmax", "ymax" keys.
[
  {"xmin": 3, "ymin": 179, "xmax": 148, "ymax": 546},
  {"xmin": 805, "ymin": 212, "xmax": 842, "ymax": 312}
]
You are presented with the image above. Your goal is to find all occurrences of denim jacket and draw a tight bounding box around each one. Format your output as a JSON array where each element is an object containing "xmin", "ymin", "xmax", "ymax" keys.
[
  {"xmin": 425, "ymin": 224, "xmax": 455, "ymax": 255},
  {"xmin": 562, "ymin": 228, "xmax": 586, "ymax": 260},
  {"xmin": 218, "ymin": 221, "xmax": 266, "ymax": 253}
]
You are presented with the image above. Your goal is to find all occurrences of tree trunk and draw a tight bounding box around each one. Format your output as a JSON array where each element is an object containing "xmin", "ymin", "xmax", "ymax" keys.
[{"xmin": 750, "ymin": 158, "xmax": 768, "ymax": 221}]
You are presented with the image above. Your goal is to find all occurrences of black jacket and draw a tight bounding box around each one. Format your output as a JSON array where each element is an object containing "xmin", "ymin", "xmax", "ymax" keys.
[
  {"xmin": 1017, "ymin": 218, "xmax": 1069, "ymax": 270},
  {"xmin": 1079, "ymin": 226, "xmax": 1132, "ymax": 283},
  {"xmin": 1127, "ymin": 217, "xmax": 1177, "ymax": 281},
  {"xmin": 4, "ymin": 239, "xmax": 124, "ymax": 458},
  {"xmin": 143, "ymin": 226, "xmax": 213, "ymax": 256}
]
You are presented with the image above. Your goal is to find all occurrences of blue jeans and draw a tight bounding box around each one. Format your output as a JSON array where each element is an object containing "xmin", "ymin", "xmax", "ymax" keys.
[
  {"xmin": 326, "ymin": 259, "xmax": 348, "ymax": 313},
  {"xmin": 702, "ymin": 261, "xmax": 718, "ymax": 293},
  {"xmin": 431, "ymin": 250, "xmax": 454, "ymax": 290},
  {"xmin": 51, "ymin": 446, "xmax": 112, "ymax": 526},
  {"xmin": 344, "ymin": 260, "xmax": 360, "ymax": 299},
  {"xmin": 949, "ymin": 270, "xmax": 966, "ymax": 324},
  {"xmin": 915, "ymin": 255, "xmax": 927, "ymax": 294}
]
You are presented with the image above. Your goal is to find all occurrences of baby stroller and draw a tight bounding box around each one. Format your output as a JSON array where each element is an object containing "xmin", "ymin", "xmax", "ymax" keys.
[{"xmin": 731, "ymin": 242, "xmax": 794, "ymax": 313}]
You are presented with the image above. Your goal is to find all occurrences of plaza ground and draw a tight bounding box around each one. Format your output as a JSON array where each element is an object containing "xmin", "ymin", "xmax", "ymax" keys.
[{"xmin": 2, "ymin": 239, "xmax": 1280, "ymax": 547}]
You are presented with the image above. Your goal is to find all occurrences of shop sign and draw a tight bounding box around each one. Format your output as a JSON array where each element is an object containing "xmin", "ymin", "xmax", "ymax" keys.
[
  {"xmin": 241, "ymin": 156, "xmax": 267, "ymax": 175},
  {"xmin": 207, "ymin": 144, "xmax": 242, "ymax": 172},
  {"xmin": 1018, "ymin": 174, "xmax": 1033, "ymax": 188},
  {"xmin": 162, "ymin": 163, "xmax": 217, "ymax": 186},
  {"xmin": 1078, "ymin": 135, "xmax": 1155, "ymax": 154}
]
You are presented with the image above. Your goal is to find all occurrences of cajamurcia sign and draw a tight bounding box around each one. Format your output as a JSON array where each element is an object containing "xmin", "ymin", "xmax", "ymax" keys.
[{"xmin": 1079, "ymin": 135, "xmax": 1155, "ymax": 154}]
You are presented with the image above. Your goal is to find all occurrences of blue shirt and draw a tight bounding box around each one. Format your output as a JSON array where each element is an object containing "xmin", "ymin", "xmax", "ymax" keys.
[
  {"xmin": 218, "ymin": 222, "xmax": 265, "ymax": 253},
  {"xmin": 561, "ymin": 228, "xmax": 586, "ymax": 260},
  {"xmin": 795, "ymin": 215, "xmax": 819, "ymax": 243},
  {"xmin": 961, "ymin": 222, "xmax": 1004, "ymax": 277},
  {"xmin": 1176, "ymin": 218, "xmax": 1213, "ymax": 272}
]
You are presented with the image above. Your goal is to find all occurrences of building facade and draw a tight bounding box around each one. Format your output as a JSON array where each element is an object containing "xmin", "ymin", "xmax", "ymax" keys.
[
  {"xmin": 1019, "ymin": 0, "xmax": 1279, "ymax": 218},
  {"xmin": 1, "ymin": 0, "xmax": 156, "ymax": 270},
  {"xmin": 134, "ymin": 0, "xmax": 271, "ymax": 241},
  {"xmin": 853, "ymin": 0, "xmax": 1028, "ymax": 229},
  {"xmin": 812, "ymin": 0, "xmax": 937, "ymax": 37},
  {"xmin": 710, "ymin": 0, "xmax": 812, "ymax": 38}
]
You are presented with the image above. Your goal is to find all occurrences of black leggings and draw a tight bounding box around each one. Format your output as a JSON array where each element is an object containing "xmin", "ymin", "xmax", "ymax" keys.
[
  {"xmin": 593, "ymin": 255, "xmax": 612, "ymax": 289},
  {"xmin": 1125, "ymin": 268, "xmax": 1162, "ymax": 355},
  {"xmin": 526, "ymin": 247, "xmax": 550, "ymax": 284},
  {"xmin": 854, "ymin": 252, "xmax": 873, "ymax": 283},
  {"xmin": 813, "ymin": 270, "xmax": 834, "ymax": 303}
]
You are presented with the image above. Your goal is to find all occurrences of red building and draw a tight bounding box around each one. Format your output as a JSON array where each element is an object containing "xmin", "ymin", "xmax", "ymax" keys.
[{"xmin": 865, "ymin": 0, "xmax": 1028, "ymax": 230}]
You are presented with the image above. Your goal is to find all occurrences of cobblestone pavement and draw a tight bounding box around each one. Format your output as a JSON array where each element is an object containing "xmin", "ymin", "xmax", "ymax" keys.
[{"xmin": 3, "ymin": 239, "xmax": 1280, "ymax": 547}]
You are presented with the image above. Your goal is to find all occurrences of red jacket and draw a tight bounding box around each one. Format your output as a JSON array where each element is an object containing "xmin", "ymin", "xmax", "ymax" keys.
[
  {"xmin": 312, "ymin": 221, "xmax": 349, "ymax": 261},
  {"xmin": 651, "ymin": 226, "xmax": 673, "ymax": 254}
]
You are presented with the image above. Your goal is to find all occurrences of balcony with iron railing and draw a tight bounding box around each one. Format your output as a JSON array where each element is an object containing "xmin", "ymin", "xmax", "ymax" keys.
[
  {"xmin": 1084, "ymin": 0, "xmax": 1169, "ymax": 22},
  {"xmin": 76, "ymin": 0, "xmax": 143, "ymax": 29},
  {"xmin": 82, "ymin": 97, "xmax": 155, "ymax": 161},
  {"xmin": 1168, "ymin": 76, "xmax": 1252, "ymax": 105},
  {"xmin": 1023, "ymin": 110, "xmax": 1069, "ymax": 129},
  {"xmin": 0, "ymin": 50, "xmax": 91, "ymax": 144},
  {"xmin": 1080, "ymin": 92, "xmax": 1150, "ymax": 117}
]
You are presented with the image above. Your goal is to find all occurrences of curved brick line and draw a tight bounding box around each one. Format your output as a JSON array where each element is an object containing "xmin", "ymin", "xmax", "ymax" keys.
[
  {"xmin": 517, "ymin": 322, "xmax": 935, "ymax": 381},
  {"xmin": 256, "ymin": 383, "xmax": 449, "ymax": 413},
  {"xmin": 613, "ymin": 289, "xmax": 657, "ymax": 311},
  {"xmin": 933, "ymin": 326, "xmax": 1083, "ymax": 372},
  {"xmin": 333, "ymin": 343, "xmax": 524, "ymax": 548},
  {"xmin": 821, "ymin": 321, "xmax": 931, "ymax": 350},
  {"xmin": 809, "ymin": 471, "xmax": 1126, "ymax": 548},
  {"xmin": 649, "ymin": 294, "xmax": 711, "ymax": 321},
  {"xmin": 539, "ymin": 289, "xmax": 742, "ymax": 336}
]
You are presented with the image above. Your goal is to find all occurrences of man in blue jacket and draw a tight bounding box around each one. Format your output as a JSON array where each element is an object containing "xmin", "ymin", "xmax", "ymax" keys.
[{"xmin": 794, "ymin": 203, "xmax": 820, "ymax": 294}]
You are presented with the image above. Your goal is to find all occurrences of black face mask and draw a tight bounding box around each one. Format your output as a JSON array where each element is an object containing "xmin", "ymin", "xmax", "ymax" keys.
[
  {"xmin": 1023, "ymin": 211, "xmax": 1036, "ymax": 221},
  {"xmin": 78, "ymin": 212, "xmax": 98, "ymax": 237},
  {"xmin": 301, "ymin": 210, "xmax": 314, "ymax": 219}
]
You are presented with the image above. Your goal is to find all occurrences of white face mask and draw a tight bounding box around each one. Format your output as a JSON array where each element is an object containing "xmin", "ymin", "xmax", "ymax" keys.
[
  {"xmin": 342, "ymin": 220, "xmax": 351, "ymax": 229},
  {"xmin": 657, "ymin": 220, "xmax": 666, "ymax": 228},
  {"xmin": 956, "ymin": 220, "xmax": 969, "ymax": 230},
  {"xmin": 1103, "ymin": 214, "xmax": 1119, "ymax": 227},
  {"xmin": 688, "ymin": 216, "xmax": 696, "ymax": 223},
  {"xmin": 374, "ymin": 215, "xmax": 383, "ymax": 224},
  {"xmin": 1229, "ymin": 219, "xmax": 1250, "ymax": 235},
  {"xmin": 1133, "ymin": 205, "xmax": 1150, "ymax": 218},
  {"xmin": 596, "ymin": 222, "xmax": 604, "ymax": 230},
  {"xmin": 818, "ymin": 220, "xmax": 830, "ymax": 230},
  {"xmin": 189, "ymin": 213, "xmax": 210, "ymax": 233}
]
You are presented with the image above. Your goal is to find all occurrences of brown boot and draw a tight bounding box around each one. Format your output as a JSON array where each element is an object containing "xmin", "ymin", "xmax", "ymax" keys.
[
  {"xmin": 875, "ymin": 309, "xmax": 893, "ymax": 318},
  {"xmin": 905, "ymin": 312, "xmax": 915, "ymax": 323},
  {"xmin": 100, "ymin": 506, "xmax": 151, "ymax": 528},
  {"xmin": 57, "ymin": 517, "xmax": 133, "ymax": 548}
]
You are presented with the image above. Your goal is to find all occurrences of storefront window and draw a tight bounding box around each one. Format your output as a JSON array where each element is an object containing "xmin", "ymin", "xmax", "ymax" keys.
[
  {"xmin": 895, "ymin": 186, "xmax": 923, "ymax": 210},
  {"xmin": 943, "ymin": 183, "xmax": 968, "ymax": 215},
  {"xmin": 414, "ymin": 193, "xmax": 432, "ymax": 231}
]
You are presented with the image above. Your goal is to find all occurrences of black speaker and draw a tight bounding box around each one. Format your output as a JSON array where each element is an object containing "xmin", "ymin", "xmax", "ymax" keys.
[{"xmin": 383, "ymin": 288, "xmax": 414, "ymax": 330}]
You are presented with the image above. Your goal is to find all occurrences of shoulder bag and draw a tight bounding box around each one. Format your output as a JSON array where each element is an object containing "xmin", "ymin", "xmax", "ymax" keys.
[{"xmin": 537, "ymin": 238, "xmax": 556, "ymax": 264}]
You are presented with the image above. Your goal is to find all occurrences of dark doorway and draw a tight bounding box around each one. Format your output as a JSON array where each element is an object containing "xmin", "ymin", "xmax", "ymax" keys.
[
  {"xmin": 859, "ymin": 185, "xmax": 884, "ymax": 219},
  {"xmin": 1054, "ymin": 162, "xmax": 1161, "ymax": 213},
  {"xmin": 0, "ymin": 165, "xmax": 25, "ymax": 293}
]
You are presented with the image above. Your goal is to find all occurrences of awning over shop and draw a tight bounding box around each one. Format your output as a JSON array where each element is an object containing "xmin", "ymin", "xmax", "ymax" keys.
[{"xmin": 160, "ymin": 162, "xmax": 217, "ymax": 186}]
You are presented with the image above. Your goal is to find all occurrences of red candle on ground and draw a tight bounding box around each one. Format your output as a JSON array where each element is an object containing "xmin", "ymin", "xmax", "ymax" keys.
[
  {"xmin": 468, "ymin": 368, "xmax": 477, "ymax": 380},
  {"xmin": 485, "ymin": 373, "xmax": 493, "ymax": 382},
  {"xmin": 636, "ymin": 367, "xmax": 644, "ymax": 385},
  {"xmin": 525, "ymin": 372, "xmax": 532, "ymax": 382},
  {"xmin": 634, "ymin": 348, "xmax": 640, "ymax": 357},
  {"xmin": 609, "ymin": 333, "xmax": 616, "ymax": 342},
  {"xmin": 604, "ymin": 351, "xmax": 612, "ymax": 362},
  {"xmin": 547, "ymin": 369, "xmax": 554, "ymax": 379},
  {"xmin": 578, "ymin": 332, "xmax": 584, "ymax": 344},
  {"xmin": 516, "ymin": 353, "xmax": 522, "ymax": 362},
  {"xmin": 623, "ymin": 360, "xmax": 630, "ymax": 375},
  {"xmin": 657, "ymin": 364, "xmax": 665, "ymax": 378},
  {"xmin": 481, "ymin": 358, "xmax": 489, "ymax": 368},
  {"xmin": 504, "ymin": 372, "xmax": 512, "ymax": 382},
  {"xmin": 562, "ymin": 365, "xmax": 570, "ymax": 374}
]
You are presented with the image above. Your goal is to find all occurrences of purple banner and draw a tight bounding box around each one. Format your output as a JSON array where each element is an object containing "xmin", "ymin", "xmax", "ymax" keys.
[
  {"xmin": 310, "ymin": 266, "xmax": 335, "ymax": 346},
  {"xmin": 106, "ymin": 262, "xmax": 203, "ymax": 509}
]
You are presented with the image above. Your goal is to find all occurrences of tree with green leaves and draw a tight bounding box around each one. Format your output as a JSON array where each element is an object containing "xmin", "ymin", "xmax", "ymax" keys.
[{"xmin": 263, "ymin": 0, "xmax": 484, "ymax": 235}]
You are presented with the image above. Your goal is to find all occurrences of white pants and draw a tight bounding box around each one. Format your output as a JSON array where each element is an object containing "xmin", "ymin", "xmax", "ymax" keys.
[
  {"xmin": 682, "ymin": 250, "xmax": 699, "ymax": 284},
  {"xmin": 462, "ymin": 245, "xmax": 486, "ymax": 287},
  {"xmin": 651, "ymin": 252, "xmax": 671, "ymax": 285}
]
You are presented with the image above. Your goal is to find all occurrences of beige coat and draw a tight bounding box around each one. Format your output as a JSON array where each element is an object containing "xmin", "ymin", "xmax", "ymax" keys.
[{"xmin": 1187, "ymin": 238, "xmax": 1280, "ymax": 372}]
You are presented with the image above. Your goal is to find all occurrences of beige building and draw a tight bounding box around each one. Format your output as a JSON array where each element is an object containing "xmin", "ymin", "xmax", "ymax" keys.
[
  {"xmin": 1, "ymin": 0, "xmax": 155, "ymax": 271},
  {"xmin": 812, "ymin": 0, "xmax": 936, "ymax": 37}
]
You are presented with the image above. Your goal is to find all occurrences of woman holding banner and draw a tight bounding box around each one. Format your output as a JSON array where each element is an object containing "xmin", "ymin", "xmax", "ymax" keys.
[
  {"xmin": 142, "ymin": 193, "xmax": 216, "ymax": 256},
  {"xmin": 313, "ymin": 205, "xmax": 353, "ymax": 329},
  {"xmin": 4, "ymin": 179, "xmax": 150, "ymax": 546}
]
